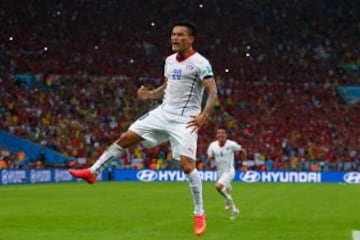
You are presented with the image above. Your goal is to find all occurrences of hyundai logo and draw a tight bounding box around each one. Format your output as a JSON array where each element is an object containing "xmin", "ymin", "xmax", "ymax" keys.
[
  {"xmin": 343, "ymin": 172, "xmax": 360, "ymax": 184},
  {"xmin": 1, "ymin": 170, "xmax": 8, "ymax": 185},
  {"xmin": 240, "ymin": 171, "xmax": 261, "ymax": 183},
  {"xmin": 136, "ymin": 170, "xmax": 158, "ymax": 182}
]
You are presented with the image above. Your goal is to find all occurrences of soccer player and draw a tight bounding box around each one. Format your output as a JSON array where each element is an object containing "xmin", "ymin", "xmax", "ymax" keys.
[
  {"xmin": 68, "ymin": 21, "xmax": 218, "ymax": 237},
  {"xmin": 207, "ymin": 127, "xmax": 244, "ymax": 220}
]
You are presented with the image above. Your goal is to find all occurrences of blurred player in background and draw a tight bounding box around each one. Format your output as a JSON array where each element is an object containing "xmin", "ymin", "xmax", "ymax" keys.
[
  {"xmin": 207, "ymin": 127, "xmax": 245, "ymax": 220},
  {"xmin": 69, "ymin": 21, "xmax": 218, "ymax": 236}
]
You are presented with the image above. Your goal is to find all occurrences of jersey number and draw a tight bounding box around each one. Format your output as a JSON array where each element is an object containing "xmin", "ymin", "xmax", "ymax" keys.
[{"xmin": 172, "ymin": 69, "xmax": 182, "ymax": 80}]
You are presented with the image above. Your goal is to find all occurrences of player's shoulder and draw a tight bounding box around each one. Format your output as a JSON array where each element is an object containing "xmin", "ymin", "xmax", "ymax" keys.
[
  {"xmin": 226, "ymin": 139, "xmax": 240, "ymax": 146},
  {"xmin": 165, "ymin": 53, "xmax": 178, "ymax": 63},
  {"xmin": 190, "ymin": 52, "xmax": 210, "ymax": 64},
  {"xmin": 208, "ymin": 141, "xmax": 218, "ymax": 148}
]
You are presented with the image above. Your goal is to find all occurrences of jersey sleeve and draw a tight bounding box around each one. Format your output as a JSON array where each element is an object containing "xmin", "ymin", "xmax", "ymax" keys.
[
  {"xmin": 164, "ymin": 57, "xmax": 169, "ymax": 78},
  {"xmin": 198, "ymin": 59, "xmax": 214, "ymax": 80},
  {"xmin": 207, "ymin": 143, "xmax": 214, "ymax": 157},
  {"xmin": 231, "ymin": 141, "xmax": 242, "ymax": 151}
]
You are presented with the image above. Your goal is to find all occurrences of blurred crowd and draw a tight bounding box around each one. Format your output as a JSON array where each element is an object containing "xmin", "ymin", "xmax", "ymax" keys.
[{"xmin": 0, "ymin": 0, "xmax": 359, "ymax": 171}]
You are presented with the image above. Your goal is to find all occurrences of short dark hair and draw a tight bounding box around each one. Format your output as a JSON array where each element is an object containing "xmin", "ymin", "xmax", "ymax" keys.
[
  {"xmin": 172, "ymin": 21, "xmax": 196, "ymax": 37},
  {"xmin": 217, "ymin": 126, "xmax": 228, "ymax": 133}
]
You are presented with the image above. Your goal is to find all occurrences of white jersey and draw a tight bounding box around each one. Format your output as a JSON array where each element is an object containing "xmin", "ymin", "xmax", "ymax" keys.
[
  {"xmin": 207, "ymin": 140, "xmax": 242, "ymax": 174},
  {"xmin": 163, "ymin": 52, "xmax": 214, "ymax": 116}
]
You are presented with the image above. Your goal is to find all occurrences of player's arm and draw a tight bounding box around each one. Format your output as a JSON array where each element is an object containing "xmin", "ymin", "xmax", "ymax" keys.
[
  {"xmin": 207, "ymin": 154, "xmax": 214, "ymax": 163},
  {"xmin": 137, "ymin": 79, "xmax": 168, "ymax": 100},
  {"xmin": 201, "ymin": 77, "xmax": 218, "ymax": 119},
  {"xmin": 233, "ymin": 142, "xmax": 242, "ymax": 152},
  {"xmin": 187, "ymin": 77, "xmax": 218, "ymax": 132},
  {"xmin": 233, "ymin": 142, "xmax": 246, "ymax": 158},
  {"xmin": 240, "ymin": 148, "xmax": 247, "ymax": 161},
  {"xmin": 206, "ymin": 155, "xmax": 214, "ymax": 169},
  {"xmin": 206, "ymin": 147, "xmax": 214, "ymax": 168}
]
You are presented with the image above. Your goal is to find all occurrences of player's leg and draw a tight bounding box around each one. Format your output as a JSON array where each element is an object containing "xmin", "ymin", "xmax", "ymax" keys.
[
  {"xmin": 69, "ymin": 108, "xmax": 164, "ymax": 184},
  {"xmin": 181, "ymin": 156, "xmax": 204, "ymax": 215},
  {"xmin": 228, "ymin": 183, "xmax": 240, "ymax": 220},
  {"xmin": 225, "ymin": 181, "xmax": 240, "ymax": 220},
  {"xmin": 171, "ymin": 137, "xmax": 206, "ymax": 235},
  {"xmin": 167, "ymin": 114, "xmax": 205, "ymax": 236},
  {"xmin": 181, "ymin": 155, "xmax": 206, "ymax": 236},
  {"xmin": 68, "ymin": 130, "xmax": 142, "ymax": 183},
  {"xmin": 217, "ymin": 171, "xmax": 240, "ymax": 220},
  {"xmin": 90, "ymin": 130, "xmax": 143, "ymax": 174},
  {"xmin": 215, "ymin": 179, "xmax": 234, "ymax": 210}
]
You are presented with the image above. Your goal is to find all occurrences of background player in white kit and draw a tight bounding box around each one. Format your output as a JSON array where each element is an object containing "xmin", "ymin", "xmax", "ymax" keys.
[
  {"xmin": 207, "ymin": 127, "xmax": 245, "ymax": 220},
  {"xmin": 69, "ymin": 21, "xmax": 218, "ymax": 237}
]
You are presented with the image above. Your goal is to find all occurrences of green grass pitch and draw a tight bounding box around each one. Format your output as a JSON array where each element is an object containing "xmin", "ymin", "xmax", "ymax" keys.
[{"xmin": 0, "ymin": 181, "xmax": 359, "ymax": 240}]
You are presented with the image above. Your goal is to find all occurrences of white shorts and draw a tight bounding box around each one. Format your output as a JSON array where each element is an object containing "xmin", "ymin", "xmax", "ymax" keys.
[
  {"xmin": 129, "ymin": 106, "xmax": 198, "ymax": 160},
  {"xmin": 217, "ymin": 168, "xmax": 235, "ymax": 190}
]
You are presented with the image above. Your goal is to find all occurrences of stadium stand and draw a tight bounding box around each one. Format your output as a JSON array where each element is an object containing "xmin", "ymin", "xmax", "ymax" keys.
[{"xmin": 0, "ymin": 0, "xmax": 359, "ymax": 171}]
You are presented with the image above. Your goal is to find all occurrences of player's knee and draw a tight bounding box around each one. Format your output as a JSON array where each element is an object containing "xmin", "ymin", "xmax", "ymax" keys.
[
  {"xmin": 180, "ymin": 156, "xmax": 195, "ymax": 174},
  {"xmin": 182, "ymin": 164, "xmax": 194, "ymax": 174},
  {"xmin": 116, "ymin": 131, "xmax": 142, "ymax": 148},
  {"xmin": 215, "ymin": 183, "xmax": 223, "ymax": 191}
]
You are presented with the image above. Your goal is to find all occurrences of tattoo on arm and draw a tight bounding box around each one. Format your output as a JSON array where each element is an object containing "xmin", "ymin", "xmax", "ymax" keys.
[{"xmin": 202, "ymin": 78, "xmax": 218, "ymax": 117}]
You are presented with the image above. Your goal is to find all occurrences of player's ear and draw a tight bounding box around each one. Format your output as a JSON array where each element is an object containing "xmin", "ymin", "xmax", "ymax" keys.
[{"xmin": 188, "ymin": 35, "xmax": 195, "ymax": 44}]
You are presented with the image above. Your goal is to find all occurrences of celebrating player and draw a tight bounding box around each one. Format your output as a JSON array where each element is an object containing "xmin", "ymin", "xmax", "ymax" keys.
[
  {"xmin": 68, "ymin": 21, "xmax": 218, "ymax": 236},
  {"xmin": 207, "ymin": 127, "xmax": 245, "ymax": 220}
]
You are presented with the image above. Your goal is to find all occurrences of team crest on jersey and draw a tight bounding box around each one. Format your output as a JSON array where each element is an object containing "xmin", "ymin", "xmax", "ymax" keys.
[{"xmin": 186, "ymin": 62, "xmax": 195, "ymax": 70}]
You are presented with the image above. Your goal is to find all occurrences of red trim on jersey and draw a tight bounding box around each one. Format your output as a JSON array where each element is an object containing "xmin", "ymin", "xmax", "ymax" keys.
[
  {"xmin": 218, "ymin": 140, "xmax": 226, "ymax": 147},
  {"xmin": 176, "ymin": 50, "xmax": 196, "ymax": 62}
]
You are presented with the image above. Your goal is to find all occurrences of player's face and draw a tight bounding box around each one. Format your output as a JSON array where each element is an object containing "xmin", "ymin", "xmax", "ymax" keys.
[
  {"xmin": 216, "ymin": 129, "xmax": 227, "ymax": 143},
  {"xmin": 171, "ymin": 26, "xmax": 194, "ymax": 53}
]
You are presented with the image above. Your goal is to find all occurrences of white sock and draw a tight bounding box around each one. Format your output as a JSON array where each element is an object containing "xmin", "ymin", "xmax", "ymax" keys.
[
  {"xmin": 90, "ymin": 143, "xmax": 123, "ymax": 175},
  {"xmin": 220, "ymin": 186, "xmax": 233, "ymax": 203},
  {"xmin": 220, "ymin": 186, "xmax": 238, "ymax": 211},
  {"xmin": 186, "ymin": 169, "xmax": 204, "ymax": 215}
]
